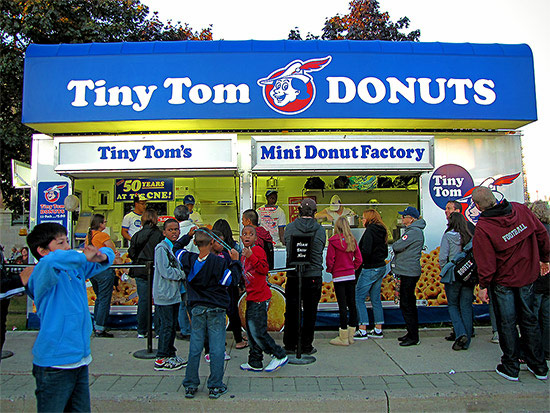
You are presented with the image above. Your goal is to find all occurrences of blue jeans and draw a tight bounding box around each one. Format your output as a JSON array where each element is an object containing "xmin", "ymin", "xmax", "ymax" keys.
[
  {"xmin": 178, "ymin": 294, "xmax": 191, "ymax": 335},
  {"xmin": 246, "ymin": 300, "xmax": 286, "ymax": 368},
  {"xmin": 444, "ymin": 281, "xmax": 474, "ymax": 347},
  {"xmin": 355, "ymin": 266, "xmax": 386, "ymax": 326},
  {"xmin": 156, "ymin": 303, "xmax": 179, "ymax": 358},
  {"xmin": 33, "ymin": 364, "xmax": 90, "ymax": 412},
  {"xmin": 183, "ymin": 306, "xmax": 226, "ymax": 390},
  {"xmin": 135, "ymin": 278, "xmax": 151, "ymax": 335},
  {"xmin": 90, "ymin": 269, "xmax": 114, "ymax": 331},
  {"xmin": 491, "ymin": 283, "xmax": 548, "ymax": 376},
  {"xmin": 533, "ymin": 293, "xmax": 549, "ymax": 359}
]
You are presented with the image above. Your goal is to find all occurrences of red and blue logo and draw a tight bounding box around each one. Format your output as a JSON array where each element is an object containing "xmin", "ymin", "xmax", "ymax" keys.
[
  {"xmin": 257, "ymin": 56, "xmax": 332, "ymax": 115},
  {"xmin": 43, "ymin": 184, "xmax": 67, "ymax": 203}
]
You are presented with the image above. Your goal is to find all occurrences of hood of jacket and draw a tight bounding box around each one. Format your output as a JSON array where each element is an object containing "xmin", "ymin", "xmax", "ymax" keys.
[
  {"xmin": 328, "ymin": 234, "xmax": 350, "ymax": 252},
  {"xmin": 409, "ymin": 218, "xmax": 426, "ymax": 231},
  {"xmin": 444, "ymin": 231, "xmax": 462, "ymax": 249},
  {"xmin": 293, "ymin": 217, "xmax": 321, "ymax": 234}
]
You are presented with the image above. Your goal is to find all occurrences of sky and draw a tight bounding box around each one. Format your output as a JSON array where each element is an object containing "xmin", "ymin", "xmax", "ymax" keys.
[{"xmin": 141, "ymin": 0, "xmax": 549, "ymax": 200}]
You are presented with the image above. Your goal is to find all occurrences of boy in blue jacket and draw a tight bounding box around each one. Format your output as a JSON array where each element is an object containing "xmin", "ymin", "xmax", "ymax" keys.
[
  {"xmin": 175, "ymin": 228, "xmax": 233, "ymax": 399},
  {"xmin": 26, "ymin": 223, "xmax": 115, "ymax": 412}
]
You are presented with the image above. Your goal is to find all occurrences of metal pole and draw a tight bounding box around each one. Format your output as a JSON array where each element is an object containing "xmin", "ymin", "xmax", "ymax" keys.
[{"xmin": 288, "ymin": 264, "xmax": 315, "ymax": 365}]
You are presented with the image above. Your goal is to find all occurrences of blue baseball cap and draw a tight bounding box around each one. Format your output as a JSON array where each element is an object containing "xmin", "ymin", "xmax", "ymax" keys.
[
  {"xmin": 266, "ymin": 189, "xmax": 278, "ymax": 198},
  {"xmin": 183, "ymin": 195, "xmax": 195, "ymax": 205},
  {"xmin": 398, "ymin": 206, "xmax": 420, "ymax": 219}
]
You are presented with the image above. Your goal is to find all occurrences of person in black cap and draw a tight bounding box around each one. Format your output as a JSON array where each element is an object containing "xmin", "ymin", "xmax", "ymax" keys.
[
  {"xmin": 283, "ymin": 198, "xmax": 326, "ymax": 354},
  {"xmin": 184, "ymin": 195, "xmax": 203, "ymax": 226},
  {"xmin": 257, "ymin": 190, "xmax": 286, "ymax": 246},
  {"xmin": 391, "ymin": 206, "xmax": 426, "ymax": 347}
]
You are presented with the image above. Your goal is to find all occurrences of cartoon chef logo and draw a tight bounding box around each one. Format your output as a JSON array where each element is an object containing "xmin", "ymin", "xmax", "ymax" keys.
[
  {"xmin": 257, "ymin": 56, "xmax": 332, "ymax": 115},
  {"xmin": 457, "ymin": 173, "xmax": 520, "ymax": 224},
  {"xmin": 44, "ymin": 184, "xmax": 67, "ymax": 203}
]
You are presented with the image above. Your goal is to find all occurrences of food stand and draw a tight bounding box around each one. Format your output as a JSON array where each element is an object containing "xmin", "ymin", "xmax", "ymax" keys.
[{"xmin": 22, "ymin": 40, "xmax": 535, "ymax": 328}]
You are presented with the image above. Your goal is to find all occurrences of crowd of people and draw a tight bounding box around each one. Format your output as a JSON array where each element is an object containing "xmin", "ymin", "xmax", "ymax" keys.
[{"xmin": 1, "ymin": 192, "xmax": 549, "ymax": 410}]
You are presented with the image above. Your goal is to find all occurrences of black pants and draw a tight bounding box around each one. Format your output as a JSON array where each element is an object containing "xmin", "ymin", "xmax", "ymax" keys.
[
  {"xmin": 333, "ymin": 280, "xmax": 358, "ymax": 329},
  {"xmin": 1, "ymin": 299, "xmax": 10, "ymax": 353},
  {"xmin": 283, "ymin": 276, "xmax": 322, "ymax": 352},
  {"xmin": 399, "ymin": 275, "xmax": 420, "ymax": 341},
  {"xmin": 246, "ymin": 300, "xmax": 286, "ymax": 368},
  {"xmin": 156, "ymin": 303, "xmax": 179, "ymax": 358}
]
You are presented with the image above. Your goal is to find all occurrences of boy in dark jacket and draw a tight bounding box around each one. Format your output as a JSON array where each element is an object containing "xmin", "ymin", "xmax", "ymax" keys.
[
  {"xmin": 239, "ymin": 226, "xmax": 287, "ymax": 372},
  {"xmin": 175, "ymin": 228, "xmax": 232, "ymax": 399}
]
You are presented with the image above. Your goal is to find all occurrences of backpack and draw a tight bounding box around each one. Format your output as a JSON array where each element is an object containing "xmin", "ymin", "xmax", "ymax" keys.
[
  {"xmin": 453, "ymin": 242, "xmax": 478, "ymax": 287},
  {"xmin": 262, "ymin": 240, "xmax": 275, "ymax": 271}
]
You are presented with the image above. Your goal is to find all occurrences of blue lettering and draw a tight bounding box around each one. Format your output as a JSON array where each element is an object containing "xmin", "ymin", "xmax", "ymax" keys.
[
  {"xmin": 98, "ymin": 146, "xmax": 110, "ymax": 159},
  {"xmin": 183, "ymin": 147, "xmax": 192, "ymax": 158},
  {"xmin": 261, "ymin": 145, "xmax": 275, "ymax": 160},
  {"xmin": 415, "ymin": 148, "xmax": 425, "ymax": 162},
  {"xmin": 318, "ymin": 148, "xmax": 328, "ymax": 159},
  {"xmin": 396, "ymin": 148, "xmax": 405, "ymax": 158},
  {"xmin": 143, "ymin": 145, "xmax": 155, "ymax": 158},
  {"xmin": 380, "ymin": 148, "xmax": 388, "ymax": 158},
  {"xmin": 305, "ymin": 145, "xmax": 317, "ymax": 159},
  {"xmin": 361, "ymin": 145, "xmax": 371, "ymax": 158}
]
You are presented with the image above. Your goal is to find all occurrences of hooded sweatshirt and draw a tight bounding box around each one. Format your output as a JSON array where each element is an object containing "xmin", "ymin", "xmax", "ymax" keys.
[
  {"xmin": 439, "ymin": 231, "xmax": 463, "ymax": 268},
  {"xmin": 359, "ymin": 223, "xmax": 388, "ymax": 269},
  {"xmin": 391, "ymin": 218, "xmax": 426, "ymax": 277},
  {"xmin": 326, "ymin": 234, "xmax": 363, "ymax": 282},
  {"xmin": 241, "ymin": 245, "xmax": 271, "ymax": 302},
  {"xmin": 473, "ymin": 200, "xmax": 550, "ymax": 288},
  {"xmin": 255, "ymin": 226, "xmax": 273, "ymax": 249},
  {"xmin": 284, "ymin": 217, "xmax": 326, "ymax": 277}
]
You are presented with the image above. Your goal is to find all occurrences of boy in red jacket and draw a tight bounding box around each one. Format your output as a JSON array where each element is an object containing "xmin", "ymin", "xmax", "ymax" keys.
[{"xmin": 239, "ymin": 226, "xmax": 288, "ymax": 372}]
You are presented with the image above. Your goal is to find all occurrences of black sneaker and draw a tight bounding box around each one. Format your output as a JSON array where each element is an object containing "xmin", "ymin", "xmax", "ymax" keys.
[
  {"xmin": 452, "ymin": 335, "xmax": 468, "ymax": 351},
  {"xmin": 367, "ymin": 329, "xmax": 383, "ymax": 339},
  {"xmin": 283, "ymin": 347, "xmax": 296, "ymax": 354},
  {"xmin": 527, "ymin": 365, "xmax": 548, "ymax": 380},
  {"xmin": 353, "ymin": 330, "xmax": 369, "ymax": 340},
  {"xmin": 397, "ymin": 334, "xmax": 409, "ymax": 342},
  {"xmin": 399, "ymin": 338, "xmax": 420, "ymax": 347},
  {"xmin": 94, "ymin": 330, "xmax": 114, "ymax": 338},
  {"xmin": 208, "ymin": 386, "xmax": 228, "ymax": 399},
  {"xmin": 185, "ymin": 387, "xmax": 197, "ymax": 399},
  {"xmin": 495, "ymin": 364, "xmax": 519, "ymax": 382},
  {"xmin": 302, "ymin": 347, "xmax": 317, "ymax": 355}
]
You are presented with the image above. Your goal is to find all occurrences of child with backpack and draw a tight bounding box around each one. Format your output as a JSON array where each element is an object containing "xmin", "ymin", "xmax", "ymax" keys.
[{"xmin": 325, "ymin": 217, "xmax": 363, "ymax": 346}]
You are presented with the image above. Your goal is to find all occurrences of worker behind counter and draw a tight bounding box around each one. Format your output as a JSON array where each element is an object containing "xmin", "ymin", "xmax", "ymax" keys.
[
  {"xmin": 257, "ymin": 190, "xmax": 286, "ymax": 246},
  {"xmin": 315, "ymin": 195, "xmax": 356, "ymax": 222},
  {"xmin": 184, "ymin": 195, "xmax": 203, "ymax": 226},
  {"xmin": 121, "ymin": 195, "xmax": 148, "ymax": 242}
]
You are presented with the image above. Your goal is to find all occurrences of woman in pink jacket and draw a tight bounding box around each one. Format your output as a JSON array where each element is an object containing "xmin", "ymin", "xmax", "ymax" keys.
[{"xmin": 326, "ymin": 217, "xmax": 363, "ymax": 346}]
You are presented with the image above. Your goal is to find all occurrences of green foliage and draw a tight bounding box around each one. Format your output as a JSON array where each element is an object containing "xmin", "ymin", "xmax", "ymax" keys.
[
  {"xmin": 0, "ymin": 0, "xmax": 212, "ymax": 214},
  {"xmin": 288, "ymin": 0, "xmax": 420, "ymax": 41}
]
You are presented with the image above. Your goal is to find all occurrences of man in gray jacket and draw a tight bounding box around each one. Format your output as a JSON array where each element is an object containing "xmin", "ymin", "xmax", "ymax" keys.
[
  {"xmin": 391, "ymin": 207, "xmax": 426, "ymax": 346},
  {"xmin": 283, "ymin": 198, "xmax": 326, "ymax": 354}
]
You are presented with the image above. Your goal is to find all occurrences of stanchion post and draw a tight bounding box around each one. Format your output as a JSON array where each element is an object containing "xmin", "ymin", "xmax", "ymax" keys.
[
  {"xmin": 288, "ymin": 265, "xmax": 315, "ymax": 365},
  {"xmin": 133, "ymin": 262, "xmax": 157, "ymax": 359}
]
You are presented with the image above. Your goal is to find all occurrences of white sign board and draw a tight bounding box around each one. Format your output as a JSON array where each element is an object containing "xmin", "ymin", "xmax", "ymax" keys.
[
  {"xmin": 54, "ymin": 134, "xmax": 237, "ymax": 174},
  {"xmin": 251, "ymin": 135, "xmax": 434, "ymax": 172}
]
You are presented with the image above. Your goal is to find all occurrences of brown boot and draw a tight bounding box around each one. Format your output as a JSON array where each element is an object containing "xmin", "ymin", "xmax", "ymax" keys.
[
  {"xmin": 347, "ymin": 327, "xmax": 356, "ymax": 345},
  {"xmin": 330, "ymin": 328, "xmax": 349, "ymax": 346}
]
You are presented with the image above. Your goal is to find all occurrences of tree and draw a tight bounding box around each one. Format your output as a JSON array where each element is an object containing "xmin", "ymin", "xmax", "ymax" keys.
[
  {"xmin": 288, "ymin": 0, "xmax": 420, "ymax": 41},
  {"xmin": 0, "ymin": 0, "xmax": 212, "ymax": 215}
]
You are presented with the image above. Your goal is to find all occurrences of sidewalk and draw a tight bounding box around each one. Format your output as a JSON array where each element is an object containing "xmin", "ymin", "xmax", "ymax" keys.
[{"xmin": 1, "ymin": 327, "xmax": 548, "ymax": 412}]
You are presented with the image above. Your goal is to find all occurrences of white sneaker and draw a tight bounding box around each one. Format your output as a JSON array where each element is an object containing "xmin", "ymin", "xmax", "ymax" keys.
[
  {"xmin": 240, "ymin": 363, "xmax": 263, "ymax": 371},
  {"xmin": 264, "ymin": 355, "xmax": 288, "ymax": 372},
  {"xmin": 204, "ymin": 352, "xmax": 231, "ymax": 363},
  {"xmin": 137, "ymin": 333, "xmax": 146, "ymax": 339},
  {"xmin": 490, "ymin": 332, "xmax": 499, "ymax": 344},
  {"xmin": 173, "ymin": 355, "xmax": 187, "ymax": 366}
]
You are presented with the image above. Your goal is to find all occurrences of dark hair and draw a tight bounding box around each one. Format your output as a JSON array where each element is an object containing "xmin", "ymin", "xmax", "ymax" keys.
[
  {"xmin": 141, "ymin": 208, "xmax": 158, "ymax": 226},
  {"xmin": 242, "ymin": 225, "xmax": 257, "ymax": 236},
  {"xmin": 87, "ymin": 214, "xmax": 105, "ymax": 246},
  {"xmin": 194, "ymin": 227, "xmax": 213, "ymax": 247},
  {"xmin": 212, "ymin": 229, "xmax": 224, "ymax": 242},
  {"xmin": 212, "ymin": 219, "xmax": 235, "ymax": 249},
  {"xmin": 446, "ymin": 212, "xmax": 472, "ymax": 248},
  {"xmin": 243, "ymin": 209, "xmax": 259, "ymax": 226},
  {"xmin": 27, "ymin": 223, "xmax": 68, "ymax": 261},
  {"xmin": 446, "ymin": 200, "xmax": 463, "ymax": 213},
  {"xmin": 299, "ymin": 205, "xmax": 316, "ymax": 217},
  {"xmin": 174, "ymin": 205, "xmax": 189, "ymax": 222},
  {"xmin": 163, "ymin": 218, "xmax": 179, "ymax": 230},
  {"xmin": 133, "ymin": 195, "xmax": 144, "ymax": 206}
]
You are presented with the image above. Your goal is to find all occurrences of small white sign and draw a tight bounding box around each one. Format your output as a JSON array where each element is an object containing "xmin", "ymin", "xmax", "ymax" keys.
[
  {"xmin": 54, "ymin": 134, "xmax": 237, "ymax": 173},
  {"xmin": 251, "ymin": 135, "xmax": 434, "ymax": 172}
]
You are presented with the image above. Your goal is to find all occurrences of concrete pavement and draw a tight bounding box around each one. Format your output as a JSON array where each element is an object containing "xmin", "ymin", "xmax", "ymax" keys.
[{"xmin": 1, "ymin": 327, "xmax": 549, "ymax": 412}]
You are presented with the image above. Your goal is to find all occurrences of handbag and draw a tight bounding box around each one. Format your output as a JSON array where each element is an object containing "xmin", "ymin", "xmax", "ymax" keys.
[{"xmin": 453, "ymin": 242, "xmax": 478, "ymax": 287}]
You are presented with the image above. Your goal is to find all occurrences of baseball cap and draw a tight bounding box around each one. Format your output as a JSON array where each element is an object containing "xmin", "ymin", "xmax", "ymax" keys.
[
  {"xmin": 398, "ymin": 206, "xmax": 420, "ymax": 219},
  {"xmin": 330, "ymin": 195, "xmax": 342, "ymax": 212},
  {"xmin": 300, "ymin": 198, "xmax": 317, "ymax": 210},
  {"xmin": 266, "ymin": 189, "xmax": 278, "ymax": 198},
  {"xmin": 183, "ymin": 195, "xmax": 195, "ymax": 205},
  {"xmin": 133, "ymin": 194, "xmax": 147, "ymax": 203}
]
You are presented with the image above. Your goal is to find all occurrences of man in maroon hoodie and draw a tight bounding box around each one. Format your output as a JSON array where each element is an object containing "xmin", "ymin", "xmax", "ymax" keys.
[{"xmin": 472, "ymin": 186, "xmax": 549, "ymax": 381}]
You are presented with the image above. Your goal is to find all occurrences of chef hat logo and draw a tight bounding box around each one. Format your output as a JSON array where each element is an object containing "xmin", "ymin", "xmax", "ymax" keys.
[{"xmin": 257, "ymin": 56, "xmax": 332, "ymax": 115}]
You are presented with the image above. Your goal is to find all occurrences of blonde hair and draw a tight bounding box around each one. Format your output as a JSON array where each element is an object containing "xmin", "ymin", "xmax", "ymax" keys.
[
  {"xmin": 362, "ymin": 209, "xmax": 389, "ymax": 243},
  {"xmin": 333, "ymin": 216, "xmax": 356, "ymax": 252}
]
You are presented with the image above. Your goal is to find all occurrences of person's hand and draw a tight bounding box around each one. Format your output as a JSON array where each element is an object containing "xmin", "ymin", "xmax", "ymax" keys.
[
  {"xmin": 242, "ymin": 246, "xmax": 252, "ymax": 258},
  {"xmin": 114, "ymin": 256, "xmax": 123, "ymax": 265},
  {"xmin": 540, "ymin": 262, "xmax": 549, "ymax": 276},
  {"xmin": 229, "ymin": 248, "xmax": 239, "ymax": 261},
  {"xmin": 19, "ymin": 266, "xmax": 33, "ymax": 286},
  {"xmin": 188, "ymin": 226, "xmax": 198, "ymax": 236},
  {"xmin": 478, "ymin": 288, "xmax": 489, "ymax": 303},
  {"xmin": 83, "ymin": 245, "xmax": 107, "ymax": 263}
]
